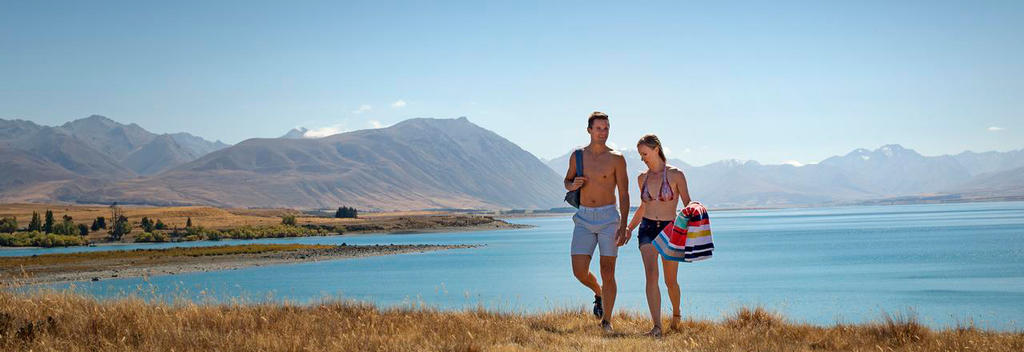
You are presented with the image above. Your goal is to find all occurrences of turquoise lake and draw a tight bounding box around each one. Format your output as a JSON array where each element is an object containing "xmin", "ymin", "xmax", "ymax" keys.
[{"xmin": 5, "ymin": 201, "xmax": 1024, "ymax": 331}]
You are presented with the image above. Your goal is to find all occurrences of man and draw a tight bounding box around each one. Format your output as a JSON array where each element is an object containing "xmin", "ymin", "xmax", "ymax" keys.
[{"xmin": 564, "ymin": 111, "xmax": 630, "ymax": 333}]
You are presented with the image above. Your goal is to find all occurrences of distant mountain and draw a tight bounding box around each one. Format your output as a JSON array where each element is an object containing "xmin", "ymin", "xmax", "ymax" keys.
[
  {"xmin": 59, "ymin": 115, "xmax": 156, "ymax": 161},
  {"xmin": 545, "ymin": 144, "xmax": 1024, "ymax": 207},
  {"xmin": 121, "ymin": 134, "xmax": 200, "ymax": 176},
  {"xmin": 0, "ymin": 125, "xmax": 134, "ymax": 179},
  {"xmin": 0, "ymin": 115, "xmax": 230, "ymax": 177},
  {"xmin": 0, "ymin": 147, "xmax": 78, "ymax": 195},
  {"xmin": 168, "ymin": 132, "xmax": 230, "ymax": 157},
  {"xmin": 280, "ymin": 127, "xmax": 309, "ymax": 139},
  {"xmin": 59, "ymin": 117, "xmax": 564, "ymax": 210},
  {"xmin": 951, "ymin": 150, "xmax": 1024, "ymax": 177},
  {"xmin": 817, "ymin": 144, "xmax": 972, "ymax": 195},
  {"xmin": 946, "ymin": 166, "xmax": 1024, "ymax": 197}
]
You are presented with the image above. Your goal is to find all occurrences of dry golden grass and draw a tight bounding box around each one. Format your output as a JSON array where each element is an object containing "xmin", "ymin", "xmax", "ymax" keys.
[{"xmin": 0, "ymin": 290, "xmax": 1020, "ymax": 352}]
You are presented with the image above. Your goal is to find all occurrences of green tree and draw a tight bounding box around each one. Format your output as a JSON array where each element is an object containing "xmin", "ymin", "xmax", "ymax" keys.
[
  {"xmin": 335, "ymin": 206, "xmax": 358, "ymax": 219},
  {"xmin": 281, "ymin": 214, "xmax": 297, "ymax": 226},
  {"xmin": 91, "ymin": 218, "xmax": 100, "ymax": 231},
  {"xmin": 43, "ymin": 210, "xmax": 54, "ymax": 234},
  {"xmin": 52, "ymin": 215, "xmax": 76, "ymax": 236},
  {"xmin": 96, "ymin": 216, "xmax": 107, "ymax": 229},
  {"xmin": 28, "ymin": 212, "xmax": 42, "ymax": 232},
  {"xmin": 155, "ymin": 219, "xmax": 166, "ymax": 230},
  {"xmin": 141, "ymin": 217, "xmax": 155, "ymax": 232},
  {"xmin": 186, "ymin": 217, "xmax": 193, "ymax": 228},
  {"xmin": 109, "ymin": 215, "xmax": 131, "ymax": 241},
  {"xmin": 78, "ymin": 223, "xmax": 90, "ymax": 236},
  {"xmin": 0, "ymin": 216, "xmax": 16, "ymax": 233}
]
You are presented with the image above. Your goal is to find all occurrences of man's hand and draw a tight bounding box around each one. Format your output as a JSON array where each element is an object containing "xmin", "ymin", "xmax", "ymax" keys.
[
  {"xmin": 568, "ymin": 176, "xmax": 586, "ymax": 191},
  {"xmin": 616, "ymin": 226, "xmax": 630, "ymax": 247}
]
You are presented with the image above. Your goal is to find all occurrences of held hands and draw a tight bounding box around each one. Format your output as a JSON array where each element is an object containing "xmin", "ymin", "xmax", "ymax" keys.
[{"xmin": 615, "ymin": 226, "xmax": 631, "ymax": 247}]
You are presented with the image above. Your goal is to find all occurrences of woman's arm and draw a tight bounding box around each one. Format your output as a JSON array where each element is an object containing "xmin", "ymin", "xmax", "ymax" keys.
[
  {"xmin": 627, "ymin": 202, "xmax": 645, "ymax": 232},
  {"xmin": 675, "ymin": 169, "xmax": 692, "ymax": 206}
]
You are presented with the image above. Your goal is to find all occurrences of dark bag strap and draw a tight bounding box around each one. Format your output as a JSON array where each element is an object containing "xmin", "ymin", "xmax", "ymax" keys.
[{"xmin": 574, "ymin": 149, "xmax": 583, "ymax": 177}]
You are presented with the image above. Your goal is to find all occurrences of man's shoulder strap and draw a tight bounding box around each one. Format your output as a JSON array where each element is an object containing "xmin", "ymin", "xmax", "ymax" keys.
[{"xmin": 574, "ymin": 148, "xmax": 584, "ymax": 176}]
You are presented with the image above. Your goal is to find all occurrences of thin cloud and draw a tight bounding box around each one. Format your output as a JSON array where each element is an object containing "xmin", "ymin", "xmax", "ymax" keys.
[
  {"xmin": 368, "ymin": 120, "xmax": 384, "ymax": 129},
  {"xmin": 988, "ymin": 126, "xmax": 1005, "ymax": 132},
  {"xmin": 782, "ymin": 160, "xmax": 804, "ymax": 167},
  {"xmin": 303, "ymin": 124, "xmax": 347, "ymax": 138},
  {"xmin": 391, "ymin": 100, "xmax": 407, "ymax": 108},
  {"xmin": 352, "ymin": 104, "xmax": 372, "ymax": 114}
]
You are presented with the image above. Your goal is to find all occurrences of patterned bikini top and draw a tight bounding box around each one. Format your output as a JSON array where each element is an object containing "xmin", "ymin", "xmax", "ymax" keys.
[{"xmin": 641, "ymin": 166, "xmax": 675, "ymax": 202}]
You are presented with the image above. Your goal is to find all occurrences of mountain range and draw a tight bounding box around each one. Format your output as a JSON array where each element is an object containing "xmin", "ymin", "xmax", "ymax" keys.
[
  {"xmin": 1, "ymin": 114, "xmax": 1021, "ymax": 210},
  {"xmin": 1, "ymin": 116, "xmax": 563, "ymax": 210},
  {"xmin": 546, "ymin": 145, "xmax": 1024, "ymax": 207}
]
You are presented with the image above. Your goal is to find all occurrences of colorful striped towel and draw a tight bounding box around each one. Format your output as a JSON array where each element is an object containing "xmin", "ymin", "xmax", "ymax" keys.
[{"xmin": 653, "ymin": 201, "xmax": 713, "ymax": 262}]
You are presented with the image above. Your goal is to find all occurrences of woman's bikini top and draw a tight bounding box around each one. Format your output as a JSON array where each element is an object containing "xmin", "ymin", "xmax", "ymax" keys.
[{"xmin": 641, "ymin": 166, "xmax": 675, "ymax": 202}]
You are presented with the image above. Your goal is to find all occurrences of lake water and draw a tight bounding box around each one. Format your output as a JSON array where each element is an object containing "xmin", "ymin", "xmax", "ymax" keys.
[{"xmin": 6, "ymin": 201, "xmax": 1024, "ymax": 331}]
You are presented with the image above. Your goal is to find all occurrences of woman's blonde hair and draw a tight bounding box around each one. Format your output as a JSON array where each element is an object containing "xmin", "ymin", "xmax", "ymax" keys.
[{"xmin": 637, "ymin": 134, "xmax": 666, "ymax": 162}]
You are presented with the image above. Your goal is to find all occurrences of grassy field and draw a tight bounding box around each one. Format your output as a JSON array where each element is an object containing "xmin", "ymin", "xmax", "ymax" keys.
[
  {"xmin": 0, "ymin": 203, "xmax": 443, "ymax": 231},
  {"xmin": 0, "ymin": 290, "xmax": 1020, "ymax": 351}
]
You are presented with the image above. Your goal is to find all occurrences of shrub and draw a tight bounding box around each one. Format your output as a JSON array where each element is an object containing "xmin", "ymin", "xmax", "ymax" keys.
[
  {"xmin": 0, "ymin": 216, "xmax": 17, "ymax": 233},
  {"xmin": 51, "ymin": 220, "xmax": 77, "ymax": 236},
  {"xmin": 134, "ymin": 232, "xmax": 169, "ymax": 243},
  {"xmin": 281, "ymin": 214, "xmax": 297, "ymax": 226},
  {"xmin": 0, "ymin": 231, "xmax": 87, "ymax": 247},
  {"xmin": 141, "ymin": 217, "xmax": 156, "ymax": 233}
]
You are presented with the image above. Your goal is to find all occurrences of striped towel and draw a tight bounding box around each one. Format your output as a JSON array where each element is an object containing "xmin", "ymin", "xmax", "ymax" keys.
[{"xmin": 653, "ymin": 201, "xmax": 713, "ymax": 262}]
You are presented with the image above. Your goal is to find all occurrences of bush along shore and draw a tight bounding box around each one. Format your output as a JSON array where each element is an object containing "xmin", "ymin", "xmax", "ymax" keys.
[
  {"xmin": 0, "ymin": 207, "xmax": 526, "ymax": 248},
  {"xmin": 0, "ymin": 290, "xmax": 1020, "ymax": 352}
]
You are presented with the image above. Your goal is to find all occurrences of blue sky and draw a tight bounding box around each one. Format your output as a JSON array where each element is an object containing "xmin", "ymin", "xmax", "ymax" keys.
[{"xmin": 2, "ymin": 1, "xmax": 1021, "ymax": 165}]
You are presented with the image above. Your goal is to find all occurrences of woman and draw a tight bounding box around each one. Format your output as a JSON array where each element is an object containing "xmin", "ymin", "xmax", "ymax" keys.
[{"xmin": 624, "ymin": 133, "xmax": 691, "ymax": 337}]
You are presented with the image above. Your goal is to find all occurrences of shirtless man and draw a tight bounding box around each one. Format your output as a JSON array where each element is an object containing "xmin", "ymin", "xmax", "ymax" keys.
[{"xmin": 564, "ymin": 111, "xmax": 630, "ymax": 333}]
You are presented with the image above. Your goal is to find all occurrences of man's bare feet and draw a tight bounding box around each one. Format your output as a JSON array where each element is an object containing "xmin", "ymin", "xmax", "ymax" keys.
[
  {"xmin": 670, "ymin": 314, "xmax": 682, "ymax": 330},
  {"xmin": 601, "ymin": 319, "xmax": 613, "ymax": 334}
]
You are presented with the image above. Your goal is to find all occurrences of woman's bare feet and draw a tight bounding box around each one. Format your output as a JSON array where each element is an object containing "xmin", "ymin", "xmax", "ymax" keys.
[{"xmin": 669, "ymin": 314, "xmax": 682, "ymax": 330}]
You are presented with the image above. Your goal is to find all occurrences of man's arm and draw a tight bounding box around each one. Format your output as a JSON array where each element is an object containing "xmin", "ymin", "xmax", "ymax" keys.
[
  {"xmin": 564, "ymin": 152, "xmax": 585, "ymax": 191},
  {"xmin": 614, "ymin": 155, "xmax": 630, "ymax": 242}
]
